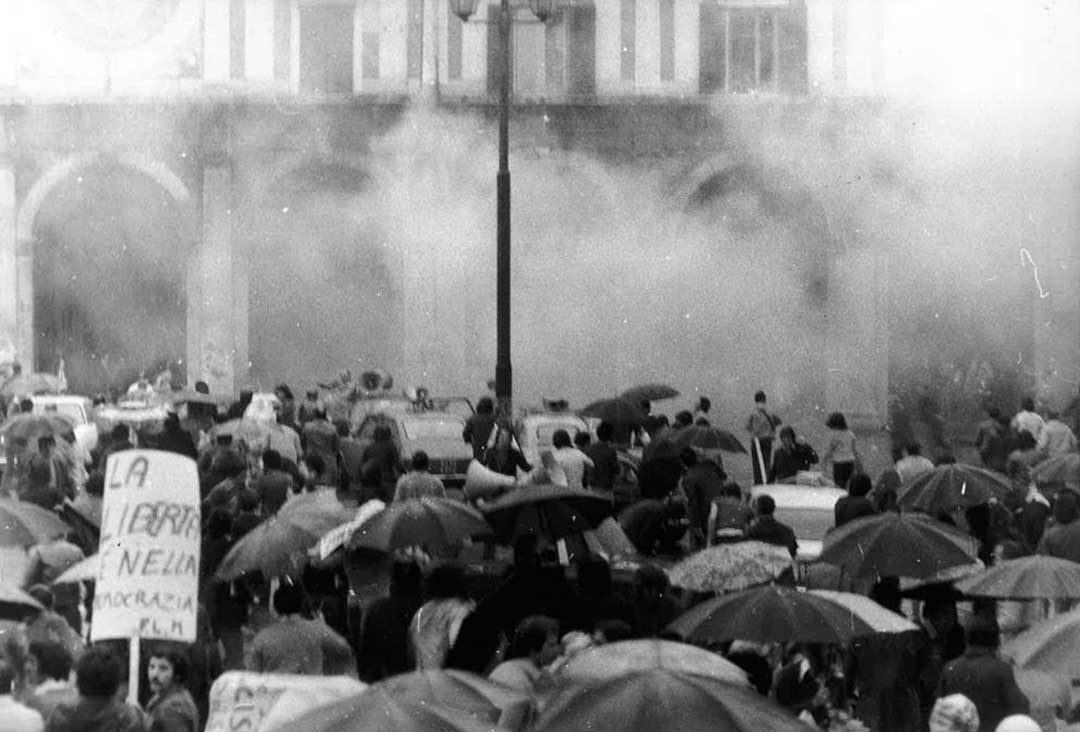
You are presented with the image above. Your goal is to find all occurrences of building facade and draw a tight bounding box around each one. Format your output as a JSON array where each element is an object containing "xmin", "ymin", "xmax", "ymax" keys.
[{"xmin": 0, "ymin": 0, "xmax": 1073, "ymax": 423}]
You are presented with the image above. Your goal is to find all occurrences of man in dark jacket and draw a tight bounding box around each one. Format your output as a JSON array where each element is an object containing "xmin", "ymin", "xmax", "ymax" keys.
[
  {"xmin": 584, "ymin": 421, "xmax": 620, "ymax": 498},
  {"xmin": 46, "ymin": 645, "xmax": 147, "ymax": 732},
  {"xmin": 680, "ymin": 449, "xmax": 727, "ymax": 549},
  {"xmin": 936, "ymin": 617, "xmax": 1030, "ymax": 732},
  {"xmin": 356, "ymin": 561, "xmax": 423, "ymax": 681},
  {"xmin": 834, "ymin": 474, "xmax": 876, "ymax": 527},
  {"xmin": 463, "ymin": 397, "xmax": 496, "ymax": 462},
  {"xmin": 769, "ymin": 427, "xmax": 819, "ymax": 483},
  {"xmin": 156, "ymin": 412, "xmax": 197, "ymax": 460},
  {"xmin": 746, "ymin": 494, "xmax": 798, "ymax": 558}
]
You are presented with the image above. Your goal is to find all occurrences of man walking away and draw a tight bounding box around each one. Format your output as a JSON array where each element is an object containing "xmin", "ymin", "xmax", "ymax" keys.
[
  {"xmin": 746, "ymin": 391, "xmax": 781, "ymax": 485},
  {"xmin": 394, "ymin": 451, "xmax": 447, "ymax": 501}
]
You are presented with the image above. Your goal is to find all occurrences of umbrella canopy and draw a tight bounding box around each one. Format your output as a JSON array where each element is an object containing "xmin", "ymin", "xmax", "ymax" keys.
[
  {"xmin": 0, "ymin": 413, "xmax": 76, "ymax": 442},
  {"xmin": 348, "ymin": 498, "xmax": 492, "ymax": 552},
  {"xmin": 215, "ymin": 491, "xmax": 354, "ymax": 581},
  {"xmin": 0, "ymin": 582, "xmax": 44, "ymax": 621},
  {"xmin": 0, "ymin": 373, "xmax": 60, "ymax": 397},
  {"xmin": 619, "ymin": 384, "xmax": 680, "ymax": 403},
  {"xmin": 0, "ymin": 499, "xmax": 70, "ymax": 547},
  {"xmin": 58, "ymin": 498, "xmax": 101, "ymax": 555},
  {"xmin": 807, "ymin": 590, "xmax": 919, "ymax": 634},
  {"xmin": 53, "ymin": 553, "xmax": 100, "ymax": 584},
  {"xmin": 1002, "ymin": 606, "xmax": 1080, "ymax": 676},
  {"xmin": 579, "ymin": 398, "xmax": 647, "ymax": 427},
  {"xmin": 672, "ymin": 426, "xmax": 747, "ymax": 454},
  {"xmin": 269, "ymin": 684, "xmax": 500, "ymax": 732},
  {"xmin": 897, "ymin": 463, "xmax": 1013, "ymax": 516},
  {"xmin": 534, "ymin": 669, "xmax": 807, "ymax": 732},
  {"xmin": 373, "ymin": 670, "xmax": 531, "ymax": 725},
  {"xmin": 480, "ymin": 484, "xmax": 612, "ymax": 544},
  {"xmin": 668, "ymin": 584, "xmax": 892, "ymax": 645},
  {"xmin": 558, "ymin": 639, "xmax": 747, "ymax": 686},
  {"xmin": 817, "ymin": 511, "xmax": 980, "ymax": 579},
  {"xmin": 668, "ymin": 542, "xmax": 793, "ymax": 593},
  {"xmin": 955, "ymin": 556, "xmax": 1080, "ymax": 600},
  {"xmin": 1031, "ymin": 453, "xmax": 1080, "ymax": 486}
]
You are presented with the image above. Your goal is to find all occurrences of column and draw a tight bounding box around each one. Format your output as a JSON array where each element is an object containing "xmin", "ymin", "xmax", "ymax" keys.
[
  {"xmin": 204, "ymin": 0, "xmax": 232, "ymax": 83},
  {"xmin": 195, "ymin": 164, "xmax": 236, "ymax": 394},
  {"xmin": 0, "ymin": 112, "xmax": 17, "ymax": 368},
  {"xmin": 245, "ymin": 0, "xmax": 276, "ymax": 82}
]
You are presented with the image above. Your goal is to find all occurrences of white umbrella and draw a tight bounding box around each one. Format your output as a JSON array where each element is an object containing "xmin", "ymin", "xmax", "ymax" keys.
[{"xmin": 53, "ymin": 553, "xmax": 100, "ymax": 584}]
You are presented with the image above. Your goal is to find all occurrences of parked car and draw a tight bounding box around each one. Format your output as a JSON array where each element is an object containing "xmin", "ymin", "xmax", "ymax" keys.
[
  {"xmin": 31, "ymin": 394, "xmax": 100, "ymax": 456},
  {"xmin": 355, "ymin": 411, "xmax": 474, "ymax": 488},
  {"xmin": 748, "ymin": 483, "xmax": 847, "ymax": 589}
]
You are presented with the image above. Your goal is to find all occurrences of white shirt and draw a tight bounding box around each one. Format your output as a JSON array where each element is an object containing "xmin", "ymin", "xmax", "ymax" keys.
[
  {"xmin": 553, "ymin": 447, "xmax": 594, "ymax": 491},
  {"xmin": 1012, "ymin": 410, "xmax": 1046, "ymax": 440},
  {"xmin": 1037, "ymin": 419, "xmax": 1077, "ymax": 457},
  {"xmin": 0, "ymin": 695, "xmax": 44, "ymax": 732},
  {"xmin": 895, "ymin": 455, "xmax": 936, "ymax": 485}
]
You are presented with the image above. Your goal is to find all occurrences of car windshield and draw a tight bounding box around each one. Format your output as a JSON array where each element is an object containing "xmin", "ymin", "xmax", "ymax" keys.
[
  {"xmin": 535, "ymin": 422, "xmax": 583, "ymax": 446},
  {"xmin": 402, "ymin": 418, "xmax": 464, "ymax": 440},
  {"xmin": 34, "ymin": 403, "xmax": 84, "ymax": 423},
  {"xmin": 774, "ymin": 507, "xmax": 834, "ymax": 544}
]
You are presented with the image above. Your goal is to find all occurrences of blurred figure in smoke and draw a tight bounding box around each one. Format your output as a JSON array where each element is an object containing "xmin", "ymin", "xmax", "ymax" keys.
[
  {"xmin": 976, "ymin": 407, "xmax": 1009, "ymax": 474},
  {"xmin": 746, "ymin": 391, "xmax": 781, "ymax": 485}
]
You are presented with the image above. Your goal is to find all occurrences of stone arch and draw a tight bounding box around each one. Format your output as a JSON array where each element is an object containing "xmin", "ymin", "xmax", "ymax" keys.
[{"xmin": 14, "ymin": 152, "xmax": 195, "ymax": 383}]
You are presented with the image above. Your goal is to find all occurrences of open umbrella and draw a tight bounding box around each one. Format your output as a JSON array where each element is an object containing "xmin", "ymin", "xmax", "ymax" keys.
[
  {"xmin": 0, "ymin": 413, "xmax": 76, "ymax": 442},
  {"xmin": 672, "ymin": 425, "xmax": 747, "ymax": 454},
  {"xmin": 807, "ymin": 590, "xmax": 919, "ymax": 634},
  {"xmin": 558, "ymin": 639, "xmax": 748, "ymax": 686},
  {"xmin": 480, "ymin": 484, "xmax": 612, "ymax": 544},
  {"xmin": 215, "ymin": 491, "xmax": 354, "ymax": 581},
  {"xmin": 53, "ymin": 553, "xmax": 100, "ymax": 584},
  {"xmin": 1031, "ymin": 453, "xmax": 1080, "ymax": 486},
  {"xmin": 1002, "ymin": 606, "xmax": 1080, "ymax": 676},
  {"xmin": 897, "ymin": 463, "xmax": 1013, "ymax": 516},
  {"xmin": 0, "ymin": 499, "xmax": 70, "ymax": 547},
  {"xmin": 954, "ymin": 556, "xmax": 1080, "ymax": 600},
  {"xmin": 0, "ymin": 582, "xmax": 44, "ymax": 620},
  {"xmin": 348, "ymin": 498, "xmax": 492, "ymax": 552},
  {"xmin": 579, "ymin": 398, "xmax": 647, "ymax": 426},
  {"xmin": 668, "ymin": 542, "xmax": 793, "ymax": 593},
  {"xmin": 373, "ymin": 670, "xmax": 532, "ymax": 727},
  {"xmin": 268, "ymin": 684, "xmax": 500, "ymax": 732},
  {"xmin": 817, "ymin": 511, "xmax": 980, "ymax": 580},
  {"xmin": 58, "ymin": 497, "xmax": 101, "ymax": 555},
  {"xmin": 0, "ymin": 373, "xmax": 60, "ymax": 397},
  {"xmin": 533, "ymin": 668, "xmax": 807, "ymax": 732},
  {"xmin": 619, "ymin": 384, "xmax": 680, "ymax": 403},
  {"xmin": 668, "ymin": 584, "xmax": 895, "ymax": 645}
]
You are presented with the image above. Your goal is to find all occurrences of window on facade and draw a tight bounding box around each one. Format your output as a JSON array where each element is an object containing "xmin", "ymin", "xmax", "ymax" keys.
[
  {"xmin": 298, "ymin": 3, "xmax": 355, "ymax": 94},
  {"xmin": 620, "ymin": 0, "xmax": 635, "ymax": 82},
  {"xmin": 360, "ymin": 0, "xmax": 379, "ymax": 80},
  {"xmin": 487, "ymin": 2, "xmax": 595, "ymax": 100},
  {"xmin": 659, "ymin": 0, "xmax": 675, "ymax": 82},
  {"xmin": 699, "ymin": 2, "xmax": 807, "ymax": 94}
]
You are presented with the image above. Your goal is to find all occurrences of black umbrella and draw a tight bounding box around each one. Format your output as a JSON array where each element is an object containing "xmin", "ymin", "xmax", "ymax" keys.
[
  {"xmin": 672, "ymin": 426, "xmax": 746, "ymax": 454},
  {"xmin": 480, "ymin": 484, "xmax": 613, "ymax": 544},
  {"xmin": 580, "ymin": 398, "xmax": 647, "ymax": 426},
  {"xmin": 620, "ymin": 384, "xmax": 680, "ymax": 403}
]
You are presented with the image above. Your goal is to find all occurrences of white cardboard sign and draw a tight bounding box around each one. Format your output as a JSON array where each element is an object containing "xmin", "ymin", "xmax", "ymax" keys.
[{"xmin": 91, "ymin": 449, "xmax": 200, "ymax": 643}]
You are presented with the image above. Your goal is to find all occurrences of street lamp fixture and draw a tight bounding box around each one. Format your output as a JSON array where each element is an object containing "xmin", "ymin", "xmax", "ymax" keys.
[{"xmin": 451, "ymin": 0, "xmax": 554, "ymax": 421}]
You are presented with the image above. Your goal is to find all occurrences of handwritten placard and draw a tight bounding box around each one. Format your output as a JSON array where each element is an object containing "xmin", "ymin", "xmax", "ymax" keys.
[
  {"xmin": 205, "ymin": 672, "xmax": 365, "ymax": 732},
  {"xmin": 91, "ymin": 450, "xmax": 200, "ymax": 643}
]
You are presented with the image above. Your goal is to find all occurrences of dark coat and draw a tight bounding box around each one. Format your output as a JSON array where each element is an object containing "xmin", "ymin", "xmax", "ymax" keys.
[
  {"xmin": 769, "ymin": 443, "xmax": 819, "ymax": 482},
  {"xmin": 936, "ymin": 646, "xmax": 1030, "ymax": 732},
  {"xmin": 834, "ymin": 495, "xmax": 875, "ymax": 527},
  {"xmin": 746, "ymin": 515, "xmax": 798, "ymax": 558}
]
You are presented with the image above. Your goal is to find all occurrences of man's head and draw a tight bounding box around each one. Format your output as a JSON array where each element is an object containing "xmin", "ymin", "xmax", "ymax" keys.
[
  {"xmin": 779, "ymin": 425, "xmax": 796, "ymax": 448},
  {"xmin": 849, "ymin": 474, "xmax": 872, "ymax": 498},
  {"xmin": 313, "ymin": 406, "xmax": 327, "ymax": 421},
  {"xmin": 262, "ymin": 449, "xmax": 282, "ymax": 471},
  {"xmin": 552, "ymin": 429, "xmax": 571, "ymax": 449},
  {"xmin": 508, "ymin": 615, "xmax": 561, "ymax": 666},
  {"xmin": 27, "ymin": 640, "xmax": 72, "ymax": 685},
  {"xmin": 674, "ymin": 411, "xmax": 693, "ymax": 428},
  {"xmin": 75, "ymin": 646, "xmax": 122, "ymax": 699},
  {"xmin": 1021, "ymin": 397, "xmax": 1036, "ymax": 412},
  {"xmin": 147, "ymin": 645, "xmax": 189, "ymax": 696},
  {"xmin": 754, "ymin": 494, "xmax": 776, "ymax": 517},
  {"xmin": 754, "ymin": 391, "xmax": 767, "ymax": 405},
  {"xmin": 411, "ymin": 450, "xmax": 430, "ymax": 472},
  {"xmin": 596, "ymin": 421, "xmax": 614, "ymax": 442},
  {"xmin": 476, "ymin": 397, "xmax": 494, "ymax": 416},
  {"xmin": 903, "ymin": 442, "xmax": 922, "ymax": 457},
  {"xmin": 697, "ymin": 397, "xmax": 711, "ymax": 413},
  {"xmin": 923, "ymin": 599, "xmax": 959, "ymax": 635},
  {"xmin": 272, "ymin": 581, "xmax": 305, "ymax": 616},
  {"xmin": 573, "ymin": 431, "xmax": 591, "ymax": 449},
  {"xmin": 965, "ymin": 616, "xmax": 1001, "ymax": 650}
]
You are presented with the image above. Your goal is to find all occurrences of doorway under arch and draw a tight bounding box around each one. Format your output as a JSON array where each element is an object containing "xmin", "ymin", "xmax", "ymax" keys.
[{"xmin": 31, "ymin": 163, "xmax": 191, "ymax": 395}]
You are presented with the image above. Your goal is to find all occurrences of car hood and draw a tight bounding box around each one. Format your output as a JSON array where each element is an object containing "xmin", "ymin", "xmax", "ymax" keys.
[{"xmin": 400, "ymin": 437, "xmax": 473, "ymax": 460}]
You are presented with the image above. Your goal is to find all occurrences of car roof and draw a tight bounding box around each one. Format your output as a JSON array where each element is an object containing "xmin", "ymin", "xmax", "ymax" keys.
[
  {"xmin": 31, "ymin": 395, "xmax": 91, "ymax": 405},
  {"xmin": 749, "ymin": 484, "xmax": 847, "ymax": 509},
  {"xmin": 519, "ymin": 413, "xmax": 587, "ymax": 426},
  {"xmin": 370, "ymin": 411, "xmax": 466, "ymax": 423}
]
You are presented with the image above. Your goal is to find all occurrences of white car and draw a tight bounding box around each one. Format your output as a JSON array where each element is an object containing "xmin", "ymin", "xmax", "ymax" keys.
[
  {"xmin": 748, "ymin": 483, "xmax": 846, "ymax": 564},
  {"xmin": 30, "ymin": 394, "xmax": 100, "ymax": 456},
  {"xmin": 514, "ymin": 412, "xmax": 590, "ymax": 469}
]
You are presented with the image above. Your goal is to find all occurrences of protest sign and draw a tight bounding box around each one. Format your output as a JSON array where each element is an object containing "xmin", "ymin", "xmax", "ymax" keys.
[
  {"xmin": 205, "ymin": 672, "xmax": 365, "ymax": 732},
  {"xmin": 91, "ymin": 449, "xmax": 200, "ymax": 644}
]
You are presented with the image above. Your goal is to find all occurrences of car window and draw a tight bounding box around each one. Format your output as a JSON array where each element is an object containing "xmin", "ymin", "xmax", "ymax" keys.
[
  {"xmin": 402, "ymin": 418, "xmax": 464, "ymax": 440},
  {"xmin": 775, "ymin": 506, "xmax": 835, "ymax": 544},
  {"xmin": 34, "ymin": 403, "xmax": 85, "ymax": 424},
  {"xmin": 535, "ymin": 422, "xmax": 583, "ymax": 446}
]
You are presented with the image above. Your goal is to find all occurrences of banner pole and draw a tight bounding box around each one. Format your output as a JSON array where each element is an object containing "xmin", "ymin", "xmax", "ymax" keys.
[{"xmin": 128, "ymin": 634, "xmax": 140, "ymax": 706}]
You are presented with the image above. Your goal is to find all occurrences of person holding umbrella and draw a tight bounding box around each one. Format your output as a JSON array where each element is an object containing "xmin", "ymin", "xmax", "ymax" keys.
[{"xmin": 745, "ymin": 391, "xmax": 781, "ymax": 485}]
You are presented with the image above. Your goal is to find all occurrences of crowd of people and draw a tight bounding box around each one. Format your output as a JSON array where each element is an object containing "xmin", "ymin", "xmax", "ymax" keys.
[{"xmin": 0, "ymin": 380, "xmax": 1076, "ymax": 731}]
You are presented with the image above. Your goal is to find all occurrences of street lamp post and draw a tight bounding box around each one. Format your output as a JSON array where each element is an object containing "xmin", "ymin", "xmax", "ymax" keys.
[{"xmin": 450, "ymin": 0, "xmax": 554, "ymax": 422}]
